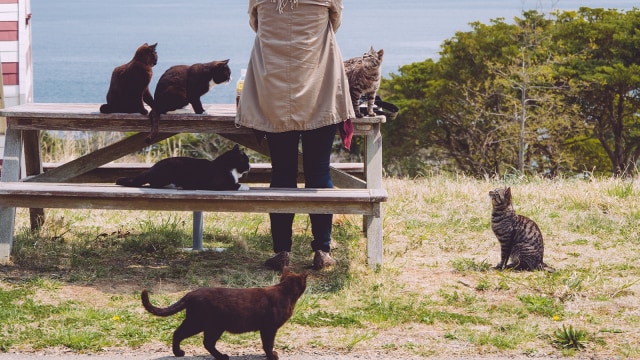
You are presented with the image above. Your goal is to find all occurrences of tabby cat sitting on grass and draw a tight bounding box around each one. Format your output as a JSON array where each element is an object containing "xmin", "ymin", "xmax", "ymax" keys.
[
  {"xmin": 141, "ymin": 268, "xmax": 308, "ymax": 360},
  {"xmin": 489, "ymin": 187, "xmax": 553, "ymax": 271}
]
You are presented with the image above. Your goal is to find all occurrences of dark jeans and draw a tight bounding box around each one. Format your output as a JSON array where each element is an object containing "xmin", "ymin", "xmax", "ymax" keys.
[{"xmin": 266, "ymin": 123, "xmax": 338, "ymax": 253}]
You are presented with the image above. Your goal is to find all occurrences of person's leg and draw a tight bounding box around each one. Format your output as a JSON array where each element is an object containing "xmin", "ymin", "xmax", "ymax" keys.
[
  {"xmin": 301, "ymin": 124, "xmax": 338, "ymax": 257},
  {"xmin": 265, "ymin": 131, "xmax": 299, "ymax": 255}
]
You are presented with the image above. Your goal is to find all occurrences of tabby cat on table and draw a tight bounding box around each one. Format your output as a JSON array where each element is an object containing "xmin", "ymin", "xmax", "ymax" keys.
[
  {"xmin": 489, "ymin": 187, "xmax": 553, "ymax": 271},
  {"xmin": 147, "ymin": 59, "xmax": 232, "ymax": 143},
  {"xmin": 344, "ymin": 46, "xmax": 384, "ymax": 118},
  {"xmin": 99, "ymin": 42, "xmax": 157, "ymax": 115},
  {"xmin": 142, "ymin": 268, "xmax": 308, "ymax": 360},
  {"xmin": 115, "ymin": 144, "xmax": 250, "ymax": 191}
]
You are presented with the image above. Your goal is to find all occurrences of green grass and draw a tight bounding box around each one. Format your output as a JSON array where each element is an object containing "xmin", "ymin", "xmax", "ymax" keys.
[{"xmin": 2, "ymin": 175, "xmax": 640, "ymax": 357}]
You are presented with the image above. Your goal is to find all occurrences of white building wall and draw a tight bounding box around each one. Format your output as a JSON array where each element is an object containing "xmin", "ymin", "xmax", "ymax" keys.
[{"xmin": 0, "ymin": 0, "xmax": 31, "ymax": 133}]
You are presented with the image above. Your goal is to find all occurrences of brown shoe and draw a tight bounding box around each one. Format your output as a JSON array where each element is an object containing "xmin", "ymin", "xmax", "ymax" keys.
[
  {"xmin": 313, "ymin": 250, "xmax": 336, "ymax": 270},
  {"xmin": 264, "ymin": 251, "xmax": 290, "ymax": 271}
]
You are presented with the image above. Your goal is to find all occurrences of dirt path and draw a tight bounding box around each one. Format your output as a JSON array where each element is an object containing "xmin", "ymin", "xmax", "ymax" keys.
[{"xmin": 0, "ymin": 349, "xmax": 615, "ymax": 360}]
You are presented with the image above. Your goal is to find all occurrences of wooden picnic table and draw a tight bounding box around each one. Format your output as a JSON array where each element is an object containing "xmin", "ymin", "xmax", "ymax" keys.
[{"xmin": 0, "ymin": 103, "xmax": 386, "ymax": 266}]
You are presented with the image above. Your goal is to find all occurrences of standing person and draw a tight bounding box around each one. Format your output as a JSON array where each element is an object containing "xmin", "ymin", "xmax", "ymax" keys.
[{"xmin": 236, "ymin": 0, "xmax": 355, "ymax": 271}]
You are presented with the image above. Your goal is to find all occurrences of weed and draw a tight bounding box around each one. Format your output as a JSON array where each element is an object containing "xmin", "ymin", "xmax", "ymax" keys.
[
  {"xmin": 451, "ymin": 257, "xmax": 491, "ymax": 272},
  {"xmin": 518, "ymin": 294, "xmax": 564, "ymax": 318},
  {"xmin": 475, "ymin": 278, "xmax": 490, "ymax": 291},
  {"xmin": 553, "ymin": 324, "xmax": 588, "ymax": 350}
]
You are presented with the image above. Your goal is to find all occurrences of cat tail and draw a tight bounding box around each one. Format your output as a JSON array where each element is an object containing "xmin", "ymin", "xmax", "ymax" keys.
[
  {"xmin": 141, "ymin": 290, "xmax": 188, "ymax": 317},
  {"xmin": 115, "ymin": 169, "xmax": 149, "ymax": 187},
  {"xmin": 115, "ymin": 176, "xmax": 138, "ymax": 187},
  {"xmin": 146, "ymin": 109, "xmax": 161, "ymax": 144}
]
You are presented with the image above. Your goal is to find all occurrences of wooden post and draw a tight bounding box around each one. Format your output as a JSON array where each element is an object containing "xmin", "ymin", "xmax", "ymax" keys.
[
  {"xmin": 365, "ymin": 122, "xmax": 384, "ymax": 266},
  {"xmin": 0, "ymin": 126, "xmax": 22, "ymax": 264}
]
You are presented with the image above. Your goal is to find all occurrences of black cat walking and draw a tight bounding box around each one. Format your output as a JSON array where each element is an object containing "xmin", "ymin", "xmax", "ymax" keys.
[{"xmin": 141, "ymin": 268, "xmax": 308, "ymax": 360}]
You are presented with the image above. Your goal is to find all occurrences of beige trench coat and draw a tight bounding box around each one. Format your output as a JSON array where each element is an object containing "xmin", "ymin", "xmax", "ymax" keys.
[{"xmin": 235, "ymin": 0, "xmax": 355, "ymax": 133}]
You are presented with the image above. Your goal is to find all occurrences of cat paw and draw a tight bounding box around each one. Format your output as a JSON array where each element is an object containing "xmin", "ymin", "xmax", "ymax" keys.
[
  {"xmin": 267, "ymin": 350, "xmax": 279, "ymax": 360},
  {"xmin": 173, "ymin": 349, "xmax": 185, "ymax": 357},
  {"xmin": 238, "ymin": 184, "xmax": 250, "ymax": 191}
]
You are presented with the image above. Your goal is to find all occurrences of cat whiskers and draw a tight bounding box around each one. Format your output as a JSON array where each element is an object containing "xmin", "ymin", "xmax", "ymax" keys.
[{"xmin": 208, "ymin": 79, "xmax": 231, "ymax": 91}]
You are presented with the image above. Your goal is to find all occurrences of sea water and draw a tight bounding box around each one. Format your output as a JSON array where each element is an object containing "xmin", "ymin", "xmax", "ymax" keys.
[{"xmin": 30, "ymin": 0, "xmax": 637, "ymax": 104}]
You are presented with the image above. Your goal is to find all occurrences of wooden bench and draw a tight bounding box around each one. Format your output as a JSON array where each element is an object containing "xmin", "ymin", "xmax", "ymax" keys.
[
  {"xmin": 0, "ymin": 183, "xmax": 385, "ymax": 215},
  {"xmin": 0, "ymin": 103, "xmax": 386, "ymax": 266}
]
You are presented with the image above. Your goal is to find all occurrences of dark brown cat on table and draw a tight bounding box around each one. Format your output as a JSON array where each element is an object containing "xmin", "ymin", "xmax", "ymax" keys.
[
  {"xmin": 100, "ymin": 42, "xmax": 157, "ymax": 115},
  {"xmin": 141, "ymin": 268, "xmax": 308, "ymax": 360},
  {"xmin": 115, "ymin": 144, "xmax": 250, "ymax": 191},
  {"xmin": 146, "ymin": 59, "xmax": 231, "ymax": 143}
]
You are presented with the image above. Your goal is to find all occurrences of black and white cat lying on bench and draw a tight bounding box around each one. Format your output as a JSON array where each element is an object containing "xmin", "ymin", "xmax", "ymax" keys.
[{"xmin": 116, "ymin": 144, "xmax": 250, "ymax": 191}]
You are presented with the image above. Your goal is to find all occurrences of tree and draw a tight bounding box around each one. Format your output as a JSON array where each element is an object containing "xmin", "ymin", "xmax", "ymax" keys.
[
  {"xmin": 553, "ymin": 8, "xmax": 640, "ymax": 176},
  {"xmin": 432, "ymin": 13, "xmax": 583, "ymax": 176},
  {"xmin": 378, "ymin": 59, "xmax": 444, "ymax": 176},
  {"xmin": 380, "ymin": 8, "xmax": 640, "ymax": 177}
]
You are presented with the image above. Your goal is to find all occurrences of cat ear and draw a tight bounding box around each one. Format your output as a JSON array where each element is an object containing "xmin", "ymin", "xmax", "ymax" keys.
[
  {"xmin": 377, "ymin": 49, "xmax": 384, "ymax": 59},
  {"xmin": 232, "ymin": 144, "xmax": 240, "ymax": 151},
  {"xmin": 505, "ymin": 187, "xmax": 511, "ymax": 198},
  {"xmin": 221, "ymin": 59, "xmax": 230, "ymax": 64},
  {"xmin": 149, "ymin": 43, "xmax": 158, "ymax": 50}
]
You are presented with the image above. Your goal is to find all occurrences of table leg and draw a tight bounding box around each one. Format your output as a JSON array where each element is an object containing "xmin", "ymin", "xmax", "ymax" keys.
[
  {"xmin": 23, "ymin": 130, "xmax": 45, "ymax": 230},
  {"xmin": 0, "ymin": 127, "xmax": 23, "ymax": 263},
  {"xmin": 192, "ymin": 211, "xmax": 204, "ymax": 251},
  {"xmin": 365, "ymin": 123, "xmax": 383, "ymax": 266}
]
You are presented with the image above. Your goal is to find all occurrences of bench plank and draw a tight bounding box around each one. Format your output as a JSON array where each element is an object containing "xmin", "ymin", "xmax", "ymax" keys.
[
  {"xmin": 41, "ymin": 162, "xmax": 365, "ymax": 184},
  {"xmin": 0, "ymin": 182, "xmax": 387, "ymax": 215}
]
